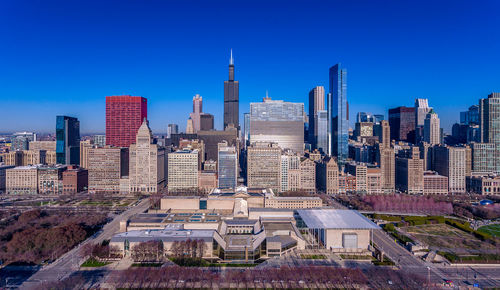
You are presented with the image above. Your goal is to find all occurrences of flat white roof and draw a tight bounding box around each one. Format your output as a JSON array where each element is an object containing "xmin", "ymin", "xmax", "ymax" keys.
[{"xmin": 296, "ymin": 209, "xmax": 379, "ymax": 230}]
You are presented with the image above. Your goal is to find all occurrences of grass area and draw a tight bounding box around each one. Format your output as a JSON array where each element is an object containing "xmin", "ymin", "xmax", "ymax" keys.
[
  {"xmin": 80, "ymin": 257, "xmax": 111, "ymax": 268},
  {"xmin": 437, "ymin": 251, "xmax": 500, "ymax": 264},
  {"xmin": 405, "ymin": 224, "xmax": 497, "ymax": 254},
  {"xmin": 80, "ymin": 201, "xmax": 113, "ymax": 206},
  {"xmin": 340, "ymin": 254, "xmax": 374, "ymax": 260},
  {"xmin": 373, "ymin": 255, "xmax": 395, "ymax": 266},
  {"xmin": 300, "ymin": 254, "xmax": 326, "ymax": 259},
  {"xmin": 131, "ymin": 262, "xmax": 163, "ymax": 267},
  {"xmin": 478, "ymin": 224, "xmax": 500, "ymax": 238}
]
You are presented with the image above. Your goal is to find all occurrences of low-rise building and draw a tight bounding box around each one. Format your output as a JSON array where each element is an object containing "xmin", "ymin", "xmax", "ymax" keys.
[
  {"xmin": 6, "ymin": 165, "xmax": 39, "ymax": 195},
  {"xmin": 37, "ymin": 164, "xmax": 67, "ymax": 195},
  {"xmin": 423, "ymin": 171, "xmax": 448, "ymax": 195},
  {"xmin": 62, "ymin": 165, "xmax": 88, "ymax": 194},
  {"xmin": 467, "ymin": 174, "xmax": 500, "ymax": 195},
  {"xmin": 0, "ymin": 165, "xmax": 15, "ymax": 194}
]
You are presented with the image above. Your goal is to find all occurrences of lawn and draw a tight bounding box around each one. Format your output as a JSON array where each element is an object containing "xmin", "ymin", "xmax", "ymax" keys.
[
  {"xmin": 80, "ymin": 257, "xmax": 111, "ymax": 267},
  {"xmin": 300, "ymin": 254, "xmax": 326, "ymax": 259},
  {"xmin": 404, "ymin": 224, "xmax": 498, "ymax": 254},
  {"xmin": 478, "ymin": 224, "xmax": 500, "ymax": 238}
]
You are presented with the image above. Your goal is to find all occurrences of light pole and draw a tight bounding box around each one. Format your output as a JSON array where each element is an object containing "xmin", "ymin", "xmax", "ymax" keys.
[{"xmin": 427, "ymin": 266, "xmax": 430, "ymax": 289}]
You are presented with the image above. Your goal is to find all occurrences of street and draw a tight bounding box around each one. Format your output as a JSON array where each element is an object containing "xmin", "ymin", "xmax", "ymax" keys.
[{"xmin": 20, "ymin": 198, "xmax": 150, "ymax": 288}]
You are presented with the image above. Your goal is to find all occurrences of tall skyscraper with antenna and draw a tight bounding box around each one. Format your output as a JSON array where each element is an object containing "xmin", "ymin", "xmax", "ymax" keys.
[{"xmin": 224, "ymin": 49, "xmax": 239, "ymax": 130}]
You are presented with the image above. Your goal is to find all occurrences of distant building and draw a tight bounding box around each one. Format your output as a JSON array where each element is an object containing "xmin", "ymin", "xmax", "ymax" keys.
[
  {"xmin": 106, "ymin": 95, "xmax": 147, "ymax": 147},
  {"xmin": 188, "ymin": 94, "xmax": 215, "ymax": 133},
  {"xmin": 87, "ymin": 147, "xmax": 129, "ymax": 194},
  {"xmin": 467, "ymin": 174, "xmax": 500, "ymax": 195},
  {"xmin": 395, "ymin": 147, "xmax": 423, "ymax": 194},
  {"xmin": 424, "ymin": 110, "xmax": 440, "ymax": 145},
  {"xmin": 247, "ymin": 142, "xmax": 281, "ymax": 192},
  {"xmin": 479, "ymin": 92, "xmax": 500, "ymax": 173},
  {"xmin": 56, "ymin": 116, "xmax": 80, "ymax": 165},
  {"xmin": 224, "ymin": 50, "xmax": 239, "ymax": 130},
  {"xmin": 11, "ymin": 132, "xmax": 36, "ymax": 151},
  {"xmin": 92, "ymin": 135, "xmax": 106, "ymax": 147},
  {"xmin": 243, "ymin": 113, "xmax": 250, "ymax": 148},
  {"xmin": 198, "ymin": 171, "xmax": 217, "ymax": 192},
  {"xmin": 378, "ymin": 121, "xmax": 395, "ymax": 193},
  {"xmin": 308, "ymin": 86, "xmax": 325, "ymax": 148},
  {"xmin": 250, "ymin": 97, "xmax": 305, "ymax": 153},
  {"xmin": 6, "ymin": 165, "xmax": 39, "ymax": 195},
  {"xmin": 423, "ymin": 171, "xmax": 448, "ymax": 195},
  {"xmin": 389, "ymin": 106, "xmax": 415, "ymax": 142},
  {"xmin": 167, "ymin": 124, "xmax": 178, "ymax": 139},
  {"xmin": 197, "ymin": 125, "xmax": 238, "ymax": 161},
  {"xmin": 129, "ymin": 120, "xmax": 166, "ymax": 194},
  {"xmin": 0, "ymin": 165, "xmax": 15, "ymax": 194},
  {"xmin": 433, "ymin": 146, "xmax": 466, "ymax": 194},
  {"xmin": 29, "ymin": 141, "xmax": 56, "ymax": 151},
  {"xmin": 328, "ymin": 63, "xmax": 348, "ymax": 164},
  {"xmin": 316, "ymin": 110, "xmax": 328, "ymax": 154},
  {"xmin": 317, "ymin": 157, "xmax": 339, "ymax": 195},
  {"xmin": 280, "ymin": 151, "xmax": 300, "ymax": 192},
  {"xmin": 472, "ymin": 142, "xmax": 496, "ymax": 173},
  {"xmin": 217, "ymin": 142, "xmax": 238, "ymax": 189},
  {"xmin": 79, "ymin": 140, "xmax": 92, "ymax": 169},
  {"xmin": 415, "ymin": 98, "xmax": 432, "ymax": 143},
  {"xmin": 38, "ymin": 164, "xmax": 67, "ymax": 195},
  {"xmin": 62, "ymin": 165, "xmax": 88, "ymax": 194},
  {"xmin": 460, "ymin": 105, "xmax": 479, "ymax": 125},
  {"xmin": 168, "ymin": 149, "xmax": 199, "ymax": 192}
]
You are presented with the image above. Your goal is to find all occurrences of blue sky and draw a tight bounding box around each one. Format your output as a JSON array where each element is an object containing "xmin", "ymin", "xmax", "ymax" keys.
[{"xmin": 0, "ymin": 0, "xmax": 499, "ymax": 134}]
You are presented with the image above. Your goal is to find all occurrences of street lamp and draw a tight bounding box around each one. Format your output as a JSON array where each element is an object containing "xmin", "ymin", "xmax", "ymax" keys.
[{"xmin": 427, "ymin": 266, "xmax": 430, "ymax": 289}]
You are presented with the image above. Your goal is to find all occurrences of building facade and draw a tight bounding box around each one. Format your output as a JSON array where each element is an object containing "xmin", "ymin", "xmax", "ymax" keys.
[
  {"xmin": 88, "ymin": 147, "xmax": 129, "ymax": 194},
  {"xmin": 167, "ymin": 149, "xmax": 199, "ymax": 192},
  {"xmin": 224, "ymin": 50, "xmax": 239, "ymax": 130},
  {"xmin": 308, "ymin": 86, "xmax": 325, "ymax": 148},
  {"xmin": 56, "ymin": 115, "xmax": 80, "ymax": 165},
  {"xmin": 250, "ymin": 98, "xmax": 304, "ymax": 153},
  {"xmin": 328, "ymin": 63, "xmax": 348, "ymax": 164},
  {"xmin": 129, "ymin": 120, "xmax": 166, "ymax": 194},
  {"xmin": 106, "ymin": 95, "xmax": 147, "ymax": 147},
  {"xmin": 217, "ymin": 142, "xmax": 238, "ymax": 189},
  {"xmin": 247, "ymin": 142, "xmax": 281, "ymax": 192},
  {"xmin": 424, "ymin": 110, "xmax": 440, "ymax": 145}
]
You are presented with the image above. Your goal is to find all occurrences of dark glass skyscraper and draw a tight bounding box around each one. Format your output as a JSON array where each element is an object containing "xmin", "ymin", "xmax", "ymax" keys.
[
  {"xmin": 56, "ymin": 115, "xmax": 80, "ymax": 165},
  {"xmin": 224, "ymin": 50, "xmax": 239, "ymax": 130},
  {"xmin": 328, "ymin": 63, "xmax": 348, "ymax": 165}
]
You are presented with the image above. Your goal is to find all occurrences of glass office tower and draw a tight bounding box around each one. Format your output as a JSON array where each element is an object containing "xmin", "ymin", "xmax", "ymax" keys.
[
  {"xmin": 218, "ymin": 145, "xmax": 238, "ymax": 189},
  {"xmin": 56, "ymin": 115, "xmax": 80, "ymax": 165},
  {"xmin": 328, "ymin": 63, "xmax": 348, "ymax": 165}
]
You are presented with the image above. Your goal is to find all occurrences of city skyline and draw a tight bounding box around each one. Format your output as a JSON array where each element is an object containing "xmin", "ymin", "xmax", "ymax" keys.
[{"xmin": 1, "ymin": 0, "xmax": 499, "ymax": 133}]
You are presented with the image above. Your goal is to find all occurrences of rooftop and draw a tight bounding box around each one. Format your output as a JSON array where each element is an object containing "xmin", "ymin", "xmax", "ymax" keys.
[
  {"xmin": 296, "ymin": 209, "xmax": 379, "ymax": 230},
  {"xmin": 111, "ymin": 227, "xmax": 214, "ymax": 243}
]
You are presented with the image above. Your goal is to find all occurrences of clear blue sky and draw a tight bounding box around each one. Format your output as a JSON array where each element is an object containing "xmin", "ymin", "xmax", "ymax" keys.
[{"xmin": 1, "ymin": 0, "xmax": 499, "ymax": 134}]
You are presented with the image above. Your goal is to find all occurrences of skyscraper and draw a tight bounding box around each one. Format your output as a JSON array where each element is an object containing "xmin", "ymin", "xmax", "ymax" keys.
[
  {"xmin": 217, "ymin": 142, "xmax": 238, "ymax": 189},
  {"xmin": 250, "ymin": 97, "xmax": 305, "ymax": 153},
  {"xmin": 56, "ymin": 116, "xmax": 80, "ymax": 165},
  {"xmin": 106, "ymin": 95, "xmax": 147, "ymax": 148},
  {"xmin": 328, "ymin": 63, "xmax": 348, "ymax": 165},
  {"xmin": 129, "ymin": 119, "xmax": 166, "ymax": 194},
  {"xmin": 415, "ymin": 98, "xmax": 432, "ymax": 143},
  {"xmin": 188, "ymin": 94, "xmax": 214, "ymax": 133},
  {"xmin": 378, "ymin": 120, "xmax": 395, "ymax": 192},
  {"xmin": 479, "ymin": 92, "xmax": 500, "ymax": 173},
  {"xmin": 388, "ymin": 106, "xmax": 415, "ymax": 142},
  {"xmin": 316, "ymin": 110, "xmax": 328, "ymax": 154},
  {"xmin": 167, "ymin": 124, "xmax": 179, "ymax": 138},
  {"xmin": 308, "ymin": 86, "xmax": 325, "ymax": 148},
  {"xmin": 424, "ymin": 110, "xmax": 440, "ymax": 145},
  {"xmin": 223, "ymin": 49, "xmax": 239, "ymax": 130},
  {"xmin": 243, "ymin": 113, "xmax": 250, "ymax": 148}
]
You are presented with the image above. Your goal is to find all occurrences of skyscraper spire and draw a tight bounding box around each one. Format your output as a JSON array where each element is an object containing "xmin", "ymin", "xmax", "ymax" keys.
[{"xmin": 230, "ymin": 49, "xmax": 234, "ymax": 65}]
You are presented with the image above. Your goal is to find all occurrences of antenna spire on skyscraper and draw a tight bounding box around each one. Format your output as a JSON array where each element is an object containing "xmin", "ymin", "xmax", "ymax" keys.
[{"xmin": 230, "ymin": 49, "xmax": 234, "ymax": 65}]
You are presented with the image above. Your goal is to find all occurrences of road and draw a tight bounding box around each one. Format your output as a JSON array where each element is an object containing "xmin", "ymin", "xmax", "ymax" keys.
[
  {"xmin": 332, "ymin": 197, "xmax": 500, "ymax": 288},
  {"xmin": 21, "ymin": 198, "xmax": 150, "ymax": 288}
]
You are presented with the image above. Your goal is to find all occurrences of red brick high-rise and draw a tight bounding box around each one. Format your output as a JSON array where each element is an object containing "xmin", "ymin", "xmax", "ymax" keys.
[{"xmin": 106, "ymin": 95, "xmax": 147, "ymax": 147}]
